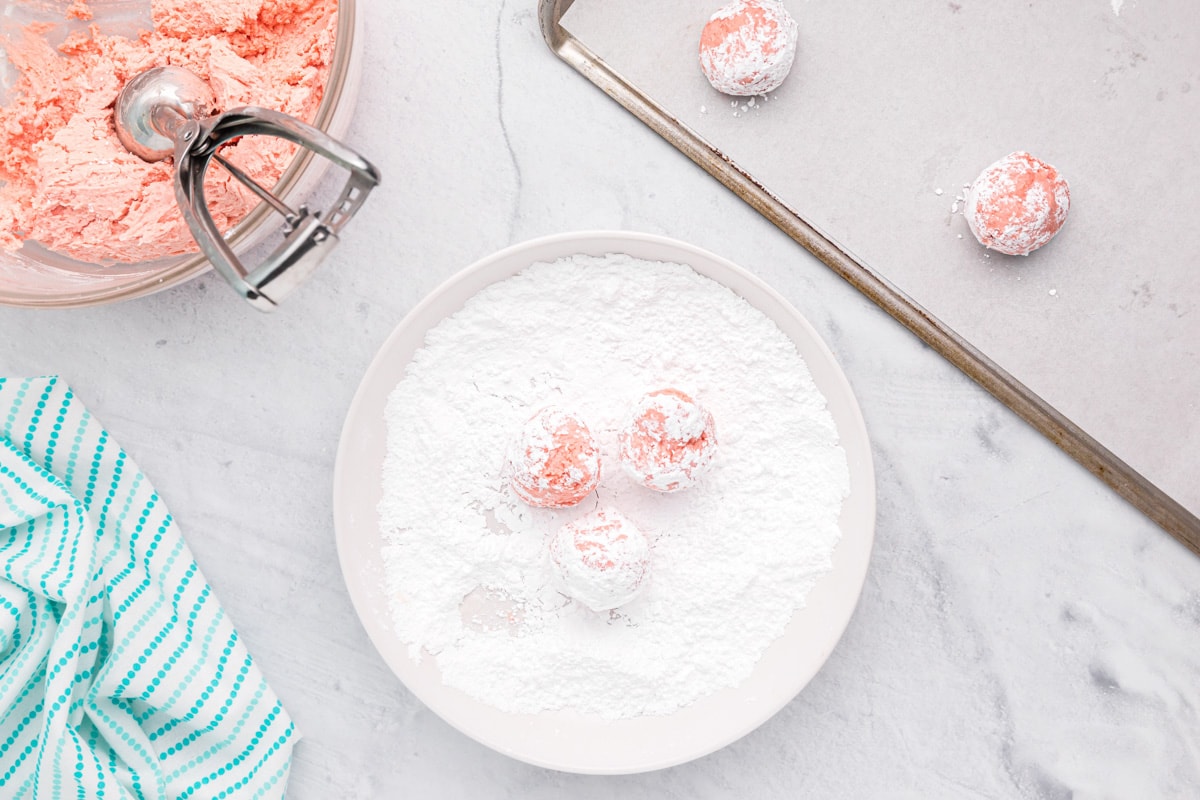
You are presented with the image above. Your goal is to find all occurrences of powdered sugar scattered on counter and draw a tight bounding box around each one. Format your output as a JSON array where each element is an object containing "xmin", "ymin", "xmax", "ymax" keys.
[{"xmin": 378, "ymin": 254, "xmax": 849, "ymax": 719}]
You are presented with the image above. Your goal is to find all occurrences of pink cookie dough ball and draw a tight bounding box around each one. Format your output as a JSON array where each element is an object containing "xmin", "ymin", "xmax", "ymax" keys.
[
  {"xmin": 549, "ymin": 507, "xmax": 651, "ymax": 612},
  {"xmin": 618, "ymin": 389, "xmax": 718, "ymax": 493},
  {"xmin": 965, "ymin": 151, "xmax": 1071, "ymax": 256},
  {"xmin": 509, "ymin": 406, "xmax": 601, "ymax": 508},
  {"xmin": 699, "ymin": 0, "xmax": 799, "ymax": 96}
]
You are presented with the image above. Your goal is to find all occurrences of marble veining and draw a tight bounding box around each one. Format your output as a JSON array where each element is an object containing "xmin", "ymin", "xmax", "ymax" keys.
[{"xmin": 0, "ymin": 0, "xmax": 1196, "ymax": 796}]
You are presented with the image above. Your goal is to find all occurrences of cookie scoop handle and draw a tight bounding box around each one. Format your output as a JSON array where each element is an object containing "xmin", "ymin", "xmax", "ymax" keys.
[{"xmin": 115, "ymin": 66, "xmax": 380, "ymax": 311}]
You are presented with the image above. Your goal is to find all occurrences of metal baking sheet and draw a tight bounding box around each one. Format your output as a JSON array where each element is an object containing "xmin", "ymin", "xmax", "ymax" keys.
[{"xmin": 541, "ymin": 0, "xmax": 1200, "ymax": 555}]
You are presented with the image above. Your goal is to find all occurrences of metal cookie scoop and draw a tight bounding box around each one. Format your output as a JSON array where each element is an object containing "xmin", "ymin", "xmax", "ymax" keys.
[{"xmin": 114, "ymin": 66, "xmax": 380, "ymax": 310}]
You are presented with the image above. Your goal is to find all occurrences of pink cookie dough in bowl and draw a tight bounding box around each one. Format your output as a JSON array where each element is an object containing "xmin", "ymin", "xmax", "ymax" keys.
[{"xmin": 0, "ymin": 0, "xmax": 364, "ymax": 307}]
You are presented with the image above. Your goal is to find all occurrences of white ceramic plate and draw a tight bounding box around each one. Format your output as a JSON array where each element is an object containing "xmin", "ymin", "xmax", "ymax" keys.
[{"xmin": 333, "ymin": 231, "xmax": 876, "ymax": 774}]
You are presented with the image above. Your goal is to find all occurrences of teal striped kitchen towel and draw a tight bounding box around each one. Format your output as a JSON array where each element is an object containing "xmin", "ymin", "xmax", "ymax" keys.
[{"xmin": 0, "ymin": 377, "xmax": 298, "ymax": 798}]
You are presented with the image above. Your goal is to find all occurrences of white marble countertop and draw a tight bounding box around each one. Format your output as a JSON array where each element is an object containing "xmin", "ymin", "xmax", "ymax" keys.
[{"xmin": 3, "ymin": 1, "xmax": 1199, "ymax": 796}]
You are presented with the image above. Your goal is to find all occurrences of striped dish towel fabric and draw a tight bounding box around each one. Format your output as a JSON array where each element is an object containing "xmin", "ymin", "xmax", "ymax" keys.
[{"xmin": 0, "ymin": 377, "xmax": 298, "ymax": 798}]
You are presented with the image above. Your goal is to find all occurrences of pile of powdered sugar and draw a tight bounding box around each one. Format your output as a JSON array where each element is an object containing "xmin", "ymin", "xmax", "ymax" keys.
[{"xmin": 378, "ymin": 253, "xmax": 849, "ymax": 719}]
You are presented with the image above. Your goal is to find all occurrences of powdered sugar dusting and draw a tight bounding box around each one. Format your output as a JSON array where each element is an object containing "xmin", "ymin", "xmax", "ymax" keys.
[
  {"xmin": 618, "ymin": 388, "xmax": 718, "ymax": 492},
  {"xmin": 549, "ymin": 507, "xmax": 650, "ymax": 612},
  {"xmin": 699, "ymin": 0, "xmax": 798, "ymax": 96},
  {"xmin": 964, "ymin": 151, "xmax": 1070, "ymax": 256},
  {"xmin": 379, "ymin": 254, "xmax": 849, "ymax": 719},
  {"xmin": 507, "ymin": 406, "xmax": 601, "ymax": 508}
]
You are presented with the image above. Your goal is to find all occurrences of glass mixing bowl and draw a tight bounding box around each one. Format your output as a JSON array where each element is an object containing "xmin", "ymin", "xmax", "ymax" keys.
[{"xmin": 0, "ymin": 0, "xmax": 363, "ymax": 308}]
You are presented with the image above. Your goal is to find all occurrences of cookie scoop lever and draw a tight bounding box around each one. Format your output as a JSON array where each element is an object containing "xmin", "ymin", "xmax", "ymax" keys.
[{"xmin": 114, "ymin": 66, "xmax": 380, "ymax": 310}]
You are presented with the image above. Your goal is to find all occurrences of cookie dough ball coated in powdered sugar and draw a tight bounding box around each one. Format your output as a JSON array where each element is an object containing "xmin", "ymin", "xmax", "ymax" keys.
[
  {"xmin": 699, "ymin": 0, "xmax": 799, "ymax": 96},
  {"xmin": 509, "ymin": 406, "xmax": 601, "ymax": 508},
  {"xmin": 549, "ymin": 507, "xmax": 651, "ymax": 612},
  {"xmin": 965, "ymin": 152, "xmax": 1071, "ymax": 256},
  {"xmin": 619, "ymin": 389, "xmax": 718, "ymax": 492}
]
